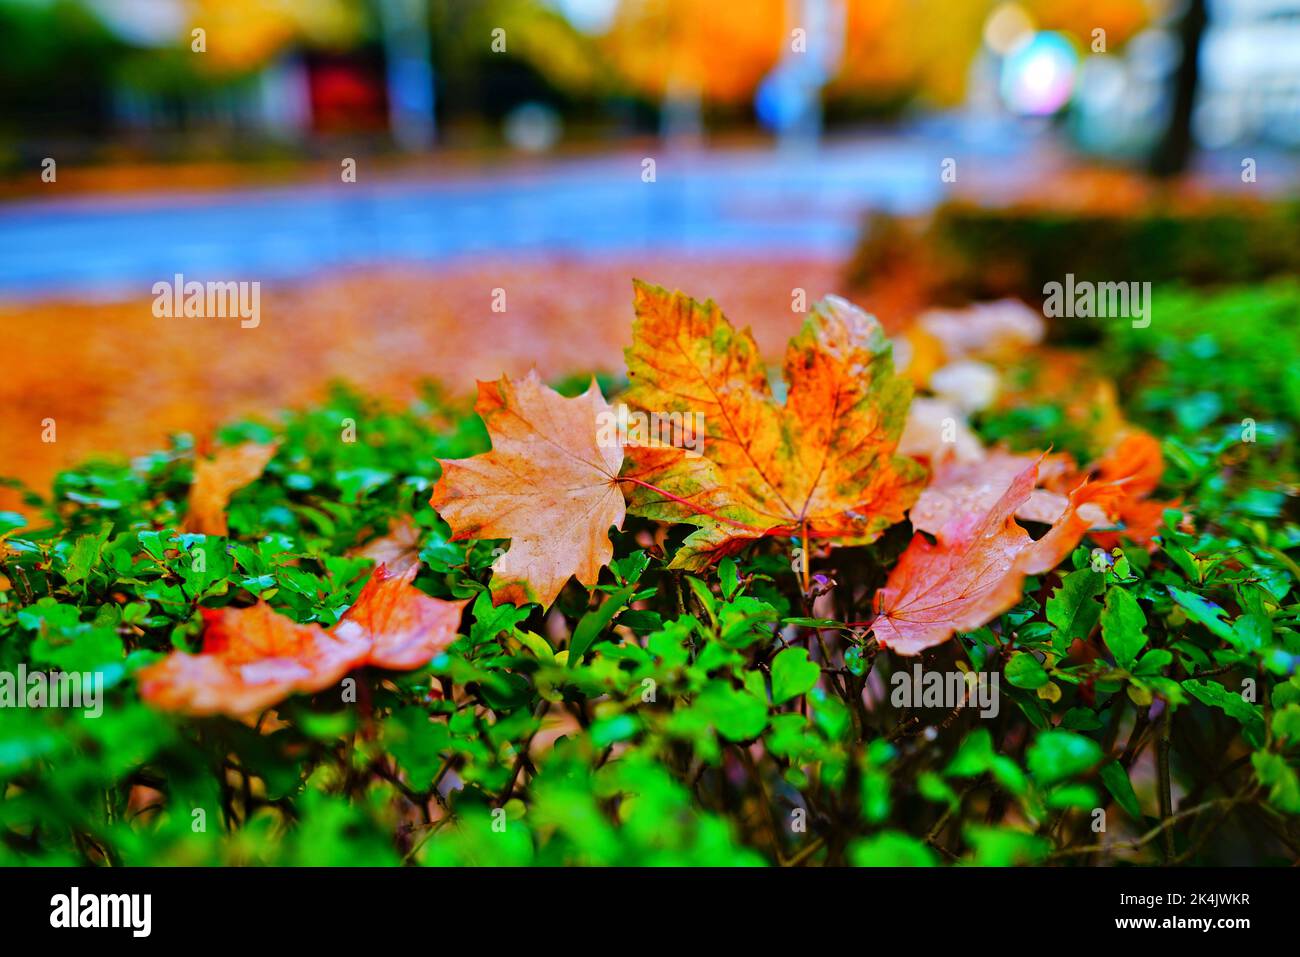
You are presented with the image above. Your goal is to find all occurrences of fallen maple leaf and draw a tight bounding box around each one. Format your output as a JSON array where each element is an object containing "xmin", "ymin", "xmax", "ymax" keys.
[
  {"xmin": 184, "ymin": 441, "xmax": 278, "ymax": 535},
  {"xmin": 430, "ymin": 372, "xmax": 625, "ymax": 608},
  {"xmin": 138, "ymin": 563, "xmax": 467, "ymax": 717},
  {"xmin": 909, "ymin": 448, "xmax": 1107, "ymax": 535},
  {"xmin": 1088, "ymin": 430, "xmax": 1178, "ymax": 549},
  {"xmin": 898, "ymin": 396, "xmax": 987, "ymax": 466},
  {"xmin": 137, "ymin": 601, "xmax": 370, "ymax": 717},
  {"xmin": 916, "ymin": 299, "xmax": 1046, "ymax": 363},
  {"xmin": 335, "ymin": 563, "xmax": 468, "ymax": 669},
  {"xmin": 351, "ymin": 514, "xmax": 424, "ymax": 575},
  {"xmin": 872, "ymin": 459, "xmax": 1121, "ymax": 655},
  {"xmin": 620, "ymin": 281, "xmax": 924, "ymax": 570}
]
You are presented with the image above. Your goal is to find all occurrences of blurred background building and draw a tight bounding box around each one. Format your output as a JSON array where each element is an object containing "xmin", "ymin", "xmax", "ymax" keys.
[
  {"xmin": 1, "ymin": 0, "xmax": 1298, "ymax": 302},
  {"xmin": 2, "ymin": 0, "xmax": 1296, "ymax": 166}
]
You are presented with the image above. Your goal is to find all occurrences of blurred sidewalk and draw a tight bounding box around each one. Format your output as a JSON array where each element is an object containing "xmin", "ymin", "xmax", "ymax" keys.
[{"xmin": 0, "ymin": 128, "xmax": 1047, "ymax": 299}]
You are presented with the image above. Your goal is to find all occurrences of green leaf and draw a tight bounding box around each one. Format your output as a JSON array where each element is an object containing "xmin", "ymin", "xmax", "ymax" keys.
[
  {"xmin": 610, "ymin": 549, "xmax": 651, "ymax": 586},
  {"xmin": 512, "ymin": 628, "xmax": 555, "ymax": 662},
  {"xmin": 1046, "ymin": 783, "xmax": 1097, "ymax": 810},
  {"xmin": 1005, "ymin": 651, "xmax": 1049, "ymax": 690},
  {"xmin": 1252, "ymin": 752, "xmax": 1300, "ymax": 814},
  {"xmin": 1101, "ymin": 588, "xmax": 1147, "ymax": 670},
  {"xmin": 468, "ymin": 591, "xmax": 531, "ymax": 646},
  {"xmin": 1272, "ymin": 705, "xmax": 1300, "ymax": 743},
  {"xmin": 1099, "ymin": 761, "xmax": 1143, "ymax": 819},
  {"xmin": 569, "ymin": 585, "xmax": 635, "ymax": 667},
  {"xmin": 64, "ymin": 522, "xmax": 112, "ymax": 583},
  {"xmin": 770, "ymin": 648, "xmax": 820, "ymax": 704},
  {"xmin": 383, "ymin": 707, "xmax": 451, "ymax": 786},
  {"xmin": 1167, "ymin": 585, "xmax": 1235, "ymax": 641},
  {"xmin": 684, "ymin": 576, "xmax": 718, "ymax": 623},
  {"xmin": 1026, "ymin": 730, "xmax": 1102, "ymax": 785},
  {"xmin": 782, "ymin": 617, "xmax": 845, "ymax": 629},
  {"xmin": 718, "ymin": 596, "xmax": 778, "ymax": 649},
  {"xmin": 962, "ymin": 826, "xmax": 1050, "ymax": 865},
  {"xmin": 1047, "ymin": 569, "xmax": 1103, "ymax": 648},
  {"xmin": 1183, "ymin": 678, "xmax": 1264, "ymax": 735},
  {"xmin": 718, "ymin": 558, "xmax": 740, "ymax": 599},
  {"xmin": 692, "ymin": 683, "xmax": 767, "ymax": 742},
  {"xmin": 849, "ymin": 832, "xmax": 937, "ymax": 867}
]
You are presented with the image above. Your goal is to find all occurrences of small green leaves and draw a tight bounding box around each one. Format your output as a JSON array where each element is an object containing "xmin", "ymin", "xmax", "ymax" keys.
[
  {"xmin": 717, "ymin": 557, "xmax": 741, "ymax": 600},
  {"xmin": 684, "ymin": 575, "xmax": 718, "ymax": 623},
  {"xmin": 944, "ymin": 728, "xmax": 1027, "ymax": 796},
  {"xmin": 962, "ymin": 826, "xmax": 1050, "ymax": 865}
]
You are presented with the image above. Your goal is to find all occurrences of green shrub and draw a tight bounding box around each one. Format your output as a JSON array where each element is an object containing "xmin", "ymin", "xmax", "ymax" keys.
[{"xmin": 2, "ymin": 367, "xmax": 1298, "ymax": 865}]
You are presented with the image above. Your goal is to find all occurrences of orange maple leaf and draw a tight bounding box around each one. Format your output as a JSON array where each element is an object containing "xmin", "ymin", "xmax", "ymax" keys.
[
  {"xmin": 351, "ymin": 515, "xmax": 424, "ymax": 575},
  {"xmin": 620, "ymin": 281, "xmax": 924, "ymax": 571},
  {"xmin": 872, "ymin": 459, "xmax": 1122, "ymax": 655},
  {"xmin": 909, "ymin": 448, "xmax": 1108, "ymax": 535},
  {"xmin": 184, "ymin": 441, "xmax": 279, "ymax": 536},
  {"xmin": 138, "ymin": 602, "xmax": 370, "ymax": 717},
  {"xmin": 335, "ymin": 563, "xmax": 468, "ymax": 670},
  {"xmin": 430, "ymin": 372, "xmax": 625, "ymax": 608},
  {"xmin": 1088, "ymin": 430, "xmax": 1178, "ymax": 549},
  {"xmin": 138, "ymin": 564, "xmax": 467, "ymax": 717}
]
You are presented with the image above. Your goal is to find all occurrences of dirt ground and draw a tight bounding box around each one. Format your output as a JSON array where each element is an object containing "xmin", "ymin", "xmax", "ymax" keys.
[{"xmin": 1, "ymin": 254, "xmax": 850, "ymax": 508}]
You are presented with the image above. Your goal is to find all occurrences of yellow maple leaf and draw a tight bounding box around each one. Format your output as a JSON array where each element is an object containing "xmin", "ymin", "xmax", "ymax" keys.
[
  {"xmin": 184, "ymin": 441, "xmax": 279, "ymax": 536},
  {"xmin": 620, "ymin": 281, "xmax": 925, "ymax": 572}
]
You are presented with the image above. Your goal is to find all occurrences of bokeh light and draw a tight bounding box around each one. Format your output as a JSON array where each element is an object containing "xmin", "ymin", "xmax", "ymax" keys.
[{"xmin": 1000, "ymin": 31, "xmax": 1079, "ymax": 115}]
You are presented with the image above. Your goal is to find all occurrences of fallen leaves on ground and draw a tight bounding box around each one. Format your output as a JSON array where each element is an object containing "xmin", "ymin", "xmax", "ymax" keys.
[
  {"xmin": 909, "ymin": 448, "xmax": 1107, "ymax": 535},
  {"xmin": 1088, "ymin": 430, "xmax": 1179, "ymax": 549},
  {"xmin": 138, "ymin": 563, "xmax": 466, "ymax": 716},
  {"xmin": 184, "ymin": 441, "xmax": 279, "ymax": 536},
  {"xmin": 335, "ymin": 564, "xmax": 469, "ymax": 670},
  {"xmin": 138, "ymin": 601, "xmax": 370, "ymax": 717},
  {"xmin": 351, "ymin": 515, "xmax": 424, "ymax": 575},
  {"xmin": 431, "ymin": 372, "xmax": 625, "ymax": 608},
  {"xmin": 0, "ymin": 256, "xmax": 839, "ymax": 514},
  {"xmin": 872, "ymin": 459, "xmax": 1123, "ymax": 655},
  {"xmin": 620, "ymin": 281, "xmax": 925, "ymax": 570},
  {"xmin": 914, "ymin": 299, "xmax": 1046, "ymax": 363},
  {"xmin": 898, "ymin": 396, "xmax": 984, "ymax": 465}
]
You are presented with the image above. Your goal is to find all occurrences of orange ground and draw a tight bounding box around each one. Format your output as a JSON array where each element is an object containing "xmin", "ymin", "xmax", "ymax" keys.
[{"xmin": 1, "ymin": 255, "xmax": 848, "ymax": 507}]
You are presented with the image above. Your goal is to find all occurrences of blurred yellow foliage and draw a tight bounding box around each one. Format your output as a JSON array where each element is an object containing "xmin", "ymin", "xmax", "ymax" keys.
[
  {"xmin": 603, "ymin": 0, "xmax": 1150, "ymax": 109},
  {"xmin": 186, "ymin": 0, "xmax": 368, "ymax": 73},
  {"xmin": 1024, "ymin": 0, "xmax": 1147, "ymax": 47},
  {"xmin": 603, "ymin": 0, "xmax": 787, "ymax": 104}
]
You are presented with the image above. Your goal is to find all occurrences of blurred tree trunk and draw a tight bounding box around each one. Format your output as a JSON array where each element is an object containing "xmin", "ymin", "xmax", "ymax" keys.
[{"xmin": 1148, "ymin": 0, "xmax": 1208, "ymax": 178}]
